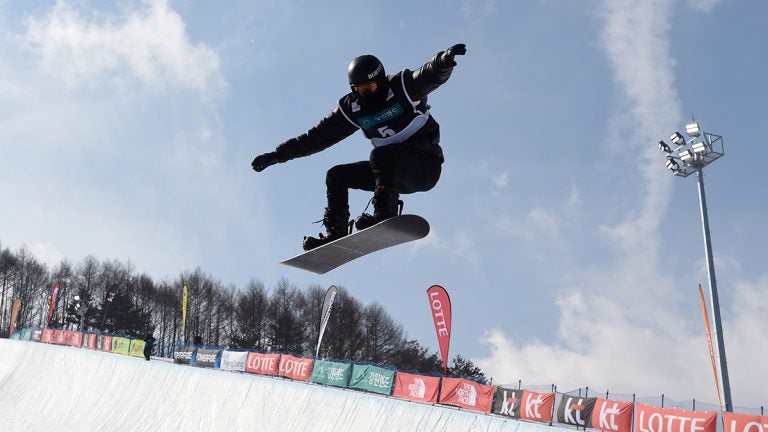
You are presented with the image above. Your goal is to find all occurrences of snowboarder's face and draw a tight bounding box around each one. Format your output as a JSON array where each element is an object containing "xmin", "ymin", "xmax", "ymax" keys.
[{"xmin": 353, "ymin": 80, "xmax": 378, "ymax": 97}]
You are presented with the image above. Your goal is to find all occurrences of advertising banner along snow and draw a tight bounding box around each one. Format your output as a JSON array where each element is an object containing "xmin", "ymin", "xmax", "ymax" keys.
[
  {"xmin": 246, "ymin": 352, "xmax": 281, "ymax": 375},
  {"xmin": 439, "ymin": 377, "xmax": 494, "ymax": 414},
  {"xmin": 129, "ymin": 340, "xmax": 146, "ymax": 358},
  {"xmin": 220, "ymin": 351, "xmax": 248, "ymax": 372},
  {"xmin": 193, "ymin": 348, "xmax": 221, "ymax": 368},
  {"xmin": 557, "ymin": 395, "xmax": 597, "ymax": 427},
  {"xmin": 112, "ymin": 337, "xmax": 131, "ymax": 355},
  {"xmin": 348, "ymin": 364, "xmax": 395, "ymax": 395},
  {"xmin": 493, "ymin": 386, "xmax": 525, "ymax": 419},
  {"xmin": 310, "ymin": 360, "xmax": 351, "ymax": 388},
  {"xmin": 174, "ymin": 346, "xmax": 195, "ymax": 364},
  {"xmin": 277, "ymin": 355, "xmax": 313, "ymax": 382},
  {"xmin": 426, "ymin": 285, "xmax": 451, "ymax": 374},
  {"xmin": 589, "ymin": 398, "xmax": 634, "ymax": 432},
  {"xmin": 634, "ymin": 403, "xmax": 717, "ymax": 432},
  {"xmin": 724, "ymin": 412, "xmax": 768, "ymax": 432},
  {"xmin": 392, "ymin": 372, "xmax": 441, "ymax": 404}
]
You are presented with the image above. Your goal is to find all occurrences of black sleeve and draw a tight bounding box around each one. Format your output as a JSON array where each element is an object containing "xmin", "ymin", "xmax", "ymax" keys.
[
  {"xmin": 274, "ymin": 107, "xmax": 358, "ymax": 162},
  {"xmin": 405, "ymin": 51, "xmax": 454, "ymax": 100}
]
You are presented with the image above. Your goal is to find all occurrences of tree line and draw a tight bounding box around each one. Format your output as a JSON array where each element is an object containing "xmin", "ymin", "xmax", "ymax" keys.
[{"xmin": 0, "ymin": 242, "xmax": 486, "ymax": 382}]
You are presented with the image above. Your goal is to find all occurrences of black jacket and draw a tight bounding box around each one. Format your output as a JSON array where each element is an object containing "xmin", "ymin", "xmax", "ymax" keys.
[{"xmin": 274, "ymin": 51, "xmax": 455, "ymax": 163}]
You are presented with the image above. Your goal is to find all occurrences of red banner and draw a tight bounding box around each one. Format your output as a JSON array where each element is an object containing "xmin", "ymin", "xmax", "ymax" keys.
[
  {"xmin": 66, "ymin": 331, "xmax": 83, "ymax": 347},
  {"xmin": 277, "ymin": 355, "xmax": 313, "ymax": 382},
  {"xmin": 427, "ymin": 285, "xmax": 451, "ymax": 374},
  {"xmin": 54, "ymin": 329, "xmax": 65, "ymax": 345},
  {"xmin": 8, "ymin": 298, "xmax": 21, "ymax": 336},
  {"xmin": 589, "ymin": 398, "xmax": 634, "ymax": 432},
  {"xmin": 41, "ymin": 328, "xmax": 54, "ymax": 343},
  {"xmin": 699, "ymin": 284, "xmax": 724, "ymax": 408},
  {"xmin": 246, "ymin": 352, "xmax": 281, "ymax": 375},
  {"xmin": 724, "ymin": 412, "xmax": 768, "ymax": 432},
  {"xmin": 635, "ymin": 403, "xmax": 717, "ymax": 432},
  {"xmin": 392, "ymin": 371, "xmax": 440, "ymax": 404},
  {"xmin": 46, "ymin": 283, "xmax": 60, "ymax": 327},
  {"xmin": 83, "ymin": 334, "xmax": 97, "ymax": 350},
  {"xmin": 101, "ymin": 336, "xmax": 113, "ymax": 352},
  {"xmin": 520, "ymin": 390, "xmax": 556, "ymax": 423},
  {"xmin": 439, "ymin": 377, "xmax": 494, "ymax": 413}
]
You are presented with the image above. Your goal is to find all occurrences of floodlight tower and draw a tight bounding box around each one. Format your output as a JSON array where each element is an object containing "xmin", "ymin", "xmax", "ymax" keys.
[{"xmin": 657, "ymin": 119, "xmax": 732, "ymax": 412}]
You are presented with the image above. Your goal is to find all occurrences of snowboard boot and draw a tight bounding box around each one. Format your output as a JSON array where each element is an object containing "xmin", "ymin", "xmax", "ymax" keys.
[
  {"xmin": 355, "ymin": 185, "xmax": 401, "ymax": 231},
  {"xmin": 303, "ymin": 207, "xmax": 351, "ymax": 251}
]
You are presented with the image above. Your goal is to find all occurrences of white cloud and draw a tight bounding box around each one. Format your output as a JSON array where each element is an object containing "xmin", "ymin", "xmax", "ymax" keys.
[
  {"xmin": 23, "ymin": 0, "xmax": 223, "ymax": 96},
  {"xmin": 493, "ymin": 171, "xmax": 509, "ymax": 189},
  {"xmin": 686, "ymin": 0, "xmax": 722, "ymax": 13}
]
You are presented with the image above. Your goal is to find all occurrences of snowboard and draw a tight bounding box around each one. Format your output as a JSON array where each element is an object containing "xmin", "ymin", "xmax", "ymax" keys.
[{"xmin": 280, "ymin": 214, "xmax": 430, "ymax": 274}]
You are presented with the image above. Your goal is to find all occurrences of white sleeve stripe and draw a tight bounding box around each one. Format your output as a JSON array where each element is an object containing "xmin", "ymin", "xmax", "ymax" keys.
[{"xmin": 337, "ymin": 103, "xmax": 359, "ymax": 128}]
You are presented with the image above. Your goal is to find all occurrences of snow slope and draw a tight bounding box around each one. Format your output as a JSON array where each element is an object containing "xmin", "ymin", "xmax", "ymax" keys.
[{"xmin": 0, "ymin": 339, "xmax": 564, "ymax": 432}]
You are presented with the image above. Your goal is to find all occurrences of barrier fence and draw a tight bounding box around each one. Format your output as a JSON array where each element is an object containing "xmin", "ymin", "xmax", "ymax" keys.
[{"xmin": 9, "ymin": 328, "xmax": 766, "ymax": 432}]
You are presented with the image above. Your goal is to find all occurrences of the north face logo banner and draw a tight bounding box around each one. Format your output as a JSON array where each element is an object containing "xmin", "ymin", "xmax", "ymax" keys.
[
  {"xmin": 589, "ymin": 398, "xmax": 634, "ymax": 432},
  {"xmin": 392, "ymin": 372, "xmax": 440, "ymax": 404},
  {"xmin": 439, "ymin": 377, "xmax": 493, "ymax": 414},
  {"xmin": 557, "ymin": 395, "xmax": 597, "ymax": 427},
  {"xmin": 492, "ymin": 386, "xmax": 524, "ymax": 418}
]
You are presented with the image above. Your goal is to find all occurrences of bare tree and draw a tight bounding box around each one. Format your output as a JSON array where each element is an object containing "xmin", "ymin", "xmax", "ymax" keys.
[
  {"xmin": 361, "ymin": 302, "xmax": 404, "ymax": 364},
  {"xmin": 267, "ymin": 278, "xmax": 304, "ymax": 353}
]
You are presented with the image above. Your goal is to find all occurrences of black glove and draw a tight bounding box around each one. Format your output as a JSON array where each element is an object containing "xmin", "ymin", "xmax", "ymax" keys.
[
  {"xmin": 440, "ymin": 43, "xmax": 467, "ymax": 67},
  {"xmin": 251, "ymin": 151, "xmax": 279, "ymax": 172}
]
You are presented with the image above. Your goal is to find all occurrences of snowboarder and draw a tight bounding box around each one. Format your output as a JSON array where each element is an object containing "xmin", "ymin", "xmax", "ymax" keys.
[
  {"xmin": 143, "ymin": 333, "xmax": 156, "ymax": 361},
  {"xmin": 251, "ymin": 43, "xmax": 466, "ymax": 250}
]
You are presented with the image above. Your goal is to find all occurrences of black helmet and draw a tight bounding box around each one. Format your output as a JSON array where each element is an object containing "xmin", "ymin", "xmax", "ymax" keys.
[{"xmin": 348, "ymin": 55, "xmax": 385, "ymax": 85}]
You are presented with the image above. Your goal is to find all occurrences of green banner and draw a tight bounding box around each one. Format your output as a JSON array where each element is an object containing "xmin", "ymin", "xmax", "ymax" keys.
[
  {"xmin": 129, "ymin": 340, "xmax": 146, "ymax": 357},
  {"xmin": 112, "ymin": 337, "xmax": 131, "ymax": 355},
  {"xmin": 310, "ymin": 360, "xmax": 351, "ymax": 388},
  {"xmin": 349, "ymin": 364, "xmax": 395, "ymax": 395}
]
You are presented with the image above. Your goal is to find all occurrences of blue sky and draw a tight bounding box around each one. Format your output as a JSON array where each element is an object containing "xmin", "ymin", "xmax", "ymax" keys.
[{"xmin": 1, "ymin": 0, "xmax": 765, "ymax": 409}]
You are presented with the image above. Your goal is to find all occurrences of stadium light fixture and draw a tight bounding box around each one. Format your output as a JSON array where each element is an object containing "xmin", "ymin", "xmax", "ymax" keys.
[
  {"xmin": 658, "ymin": 141, "xmax": 672, "ymax": 153},
  {"xmin": 656, "ymin": 119, "xmax": 731, "ymax": 413},
  {"xmin": 692, "ymin": 142, "xmax": 707, "ymax": 154},
  {"xmin": 685, "ymin": 122, "xmax": 701, "ymax": 137}
]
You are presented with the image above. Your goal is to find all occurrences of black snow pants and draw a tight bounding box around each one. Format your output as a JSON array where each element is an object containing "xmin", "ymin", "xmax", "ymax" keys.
[{"xmin": 325, "ymin": 144, "xmax": 442, "ymax": 213}]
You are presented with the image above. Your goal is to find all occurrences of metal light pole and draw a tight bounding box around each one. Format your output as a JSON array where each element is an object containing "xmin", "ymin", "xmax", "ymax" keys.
[{"xmin": 658, "ymin": 120, "xmax": 732, "ymax": 412}]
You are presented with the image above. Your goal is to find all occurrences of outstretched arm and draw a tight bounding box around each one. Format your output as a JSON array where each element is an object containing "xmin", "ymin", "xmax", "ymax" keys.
[
  {"xmin": 407, "ymin": 43, "xmax": 467, "ymax": 100},
  {"xmin": 251, "ymin": 108, "xmax": 358, "ymax": 172}
]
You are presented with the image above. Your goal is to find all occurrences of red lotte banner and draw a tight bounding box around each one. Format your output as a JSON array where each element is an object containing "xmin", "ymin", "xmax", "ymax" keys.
[
  {"xmin": 635, "ymin": 403, "xmax": 717, "ymax": 432},
  {"xmin": 724, "ymin": 412, "xmax": 768, "ymax": 432},
  {"xmin": 46, "ymin": 283, "xmax": 60, "ymax": 327},
  {"xmin": 439, "ymin": 377, "xmax": 494, "ymax": 414},
  {"xmin": 246, "ymin": 353, "xmax": 281, "ymax": 375},
  {"xmin": 392, "ymin": 372, "xmax": 440, "ymax": 404},
  {"xmin": 41, "ymin": 328, "xmax": 54, "ymax": 343},
  {"xmin": 427, "ymin": 285, "xmax": 451, "ymax": 374},
  {"xmin": 277, "ymin": 355, "xmax": 313, "ymax": 382},
  {"xmin": 590, "ymin": 398, "xmax": 634, "ymax": 432}
]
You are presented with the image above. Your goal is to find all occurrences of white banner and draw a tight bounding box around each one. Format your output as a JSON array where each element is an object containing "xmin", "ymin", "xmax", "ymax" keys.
[
  {"xmin": 316, "ymin": 285, "xmax": 338, "ymax": 357},
  {"xmin": 219, "ymin": 350, "xmax": 248, "ymax": 372}
]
